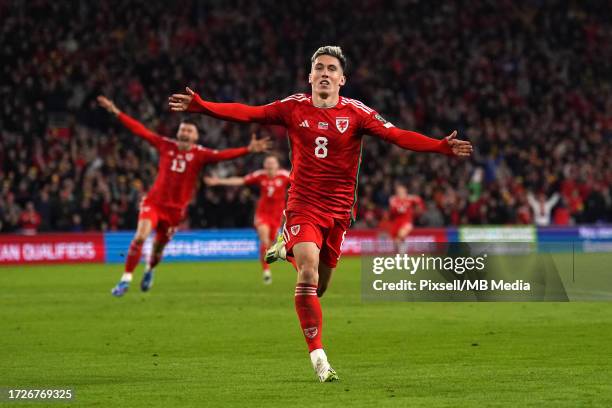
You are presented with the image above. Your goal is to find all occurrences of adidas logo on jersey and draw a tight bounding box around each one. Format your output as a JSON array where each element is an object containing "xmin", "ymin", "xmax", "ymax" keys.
[{"xmin": 299, "ymin": 120, "xmax": 310, "ymax": 128}]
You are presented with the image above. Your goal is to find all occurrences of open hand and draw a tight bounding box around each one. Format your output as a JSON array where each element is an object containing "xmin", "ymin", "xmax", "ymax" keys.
[
  {"xmin": 247, "ymin": 133, "xmax": 272, "ymax": 153},
  {"xmin": 445, "ymin": 130, "xmax": 473, "ymax": 157},
  {"xmin": 168, "ymin": 87, "xmax": 195, "ymax": 112},
  {"xmin": 97, "ymin": 95, "xmax": 120, "ymax": 116}
]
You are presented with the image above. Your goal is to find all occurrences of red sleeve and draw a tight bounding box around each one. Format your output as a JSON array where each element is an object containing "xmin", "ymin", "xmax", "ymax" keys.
[
  {"xmin": 118, "ymin": 113, "xmax": 165, "ymax": 149},
  {"xmin": 361, "ymin": 111, "xmax": 453, "ymax": 155},
  {"xmin": 198, "ymin": 146, "xmax": 250, "ymax": 164},
  {"xmin": 187, "ymin": 93, "xmax": 286, "ymax": 125},
  {"xmin": 243, "ymin": 172, "xmax": 261, "ymax": 186},
  {"xmin": 277, "ymin": 169, "xmax": 291, "ymax": 183},
  {"xmin": 389, "ymin": 197, "xmax": 398, "ymax": 217}
]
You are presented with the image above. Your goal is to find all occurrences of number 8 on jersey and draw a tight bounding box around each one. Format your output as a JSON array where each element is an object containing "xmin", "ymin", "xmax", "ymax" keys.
[{"xmin": 314, "ymin": 136, "xmax": 328, "ymax": 158}]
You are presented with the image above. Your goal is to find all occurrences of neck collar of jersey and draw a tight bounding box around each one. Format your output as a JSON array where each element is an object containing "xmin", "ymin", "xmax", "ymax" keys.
[{"xmin": 310, "ymin": 94, "xmax": 341, "ymax": 109}]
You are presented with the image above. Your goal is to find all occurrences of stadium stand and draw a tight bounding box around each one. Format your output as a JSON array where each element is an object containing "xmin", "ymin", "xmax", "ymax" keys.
[{"xmin": 1, "ymin": 0, "xmax": 610, "ymax": 232}]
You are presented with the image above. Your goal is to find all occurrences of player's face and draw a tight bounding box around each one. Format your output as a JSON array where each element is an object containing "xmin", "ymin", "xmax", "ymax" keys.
[
  {"xmin": 309, "ymin": 55, "xmax": 345, "ymax": 97},
  {"xmin": 395, "ymin": 185, "xmax": 407, "ymax": 197},
  {"xmin": 177, "ymin": 123, "xmax": 198, "ymax": 144},
  {"xmin": 264, "ymin": 156, "xmax": 279, "ymax": 175}
]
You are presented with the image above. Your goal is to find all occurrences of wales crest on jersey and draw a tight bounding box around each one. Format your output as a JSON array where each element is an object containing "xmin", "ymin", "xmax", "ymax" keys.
[{"xmin": 335, "ymin": 117, "xmax": 349, "ymax": 133}]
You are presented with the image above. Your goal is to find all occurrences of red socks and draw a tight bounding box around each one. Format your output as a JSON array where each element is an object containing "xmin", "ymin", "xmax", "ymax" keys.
[
  {"xmin": 148, "ymin": 250, "xmax": 162, "ymax": 270},
  {"xmin": 148, "ymin": 237, "xmax": 169, "ymax": 269},
  {"xmin": 295, "ymin": 283, "xmax": 323, "ymax": 352},
  {"xmin": 124, "ymin": 240, "xmax": 143, "ymax": 273}
]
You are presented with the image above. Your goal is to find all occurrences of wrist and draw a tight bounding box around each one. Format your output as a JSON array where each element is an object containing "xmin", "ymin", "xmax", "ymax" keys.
[
  {"xmin": 187, "ymin": 93, "xmax": 203, "ymax": 112},
  {"xmin": 439, "ymin": 138, "xmax": 453, "ymax": 155}
]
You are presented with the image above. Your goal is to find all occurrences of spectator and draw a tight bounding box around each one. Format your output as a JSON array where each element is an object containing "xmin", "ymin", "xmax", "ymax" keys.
[
  {"xmin": 19, "ymin": 201, "xmax": 42, "ymax": 235},
  {"xmin": 527, "ymin": 192, "xmax": 560, "ymax": 226},
  {"xmin": 420, "ymin": 202, "xmax": 445, "ymax": 227},
  {"xmin": 0, "ymin": 1, "xmax": 610, "ymax": 231},
  {"xmin": 553, "ymin": 199, "xmax": 571, "ymax": 226}
]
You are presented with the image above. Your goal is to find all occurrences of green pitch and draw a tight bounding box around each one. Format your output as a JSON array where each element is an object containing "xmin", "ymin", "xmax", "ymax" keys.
[{"xmin": 1, "ymin": 258, "xmax": 612, "ymax": 407}]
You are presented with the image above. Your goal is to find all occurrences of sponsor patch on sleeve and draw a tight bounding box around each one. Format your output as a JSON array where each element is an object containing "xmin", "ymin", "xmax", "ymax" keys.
[{"xmin": 375, "ymin": 113, "xmax": 394, "ymax": 128}]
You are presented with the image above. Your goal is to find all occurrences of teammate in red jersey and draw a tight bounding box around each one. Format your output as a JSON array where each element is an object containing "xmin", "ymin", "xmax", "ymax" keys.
[
  {"xmin": 97, "ymin": 96, "xmax": 270, "ymax": 297},
  {"xmin": 205, "ymin": 155, "xmax": 290, "ymax": 284},
  {"xmin": 168, "ymin": 46, "xmax": 472, "ymax": 381},
  {"xmin": 388, "ymin": 183, "xmax": 425, "ymax": 251}
]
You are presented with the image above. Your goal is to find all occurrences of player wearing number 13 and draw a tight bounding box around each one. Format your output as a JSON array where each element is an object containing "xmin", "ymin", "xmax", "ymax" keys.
[
  {"xmin": 97, "ymin": 96, "xmax": 270, "ymax": 297},
  {"xmin": 168, "ymin": 46, "xmax": 473, "ymax": 382}
]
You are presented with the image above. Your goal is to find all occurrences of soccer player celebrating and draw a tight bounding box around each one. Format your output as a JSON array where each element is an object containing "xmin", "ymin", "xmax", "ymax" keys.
[
  {"xmin": 168, "ymin": 46, "xmax": 472, "ymax": 382},
  {"xmin": 205, "ymin": 155, "xmax": 290, "ymax": 284},
  {"xmin": 388, "ymin": 183, "xmax": 425, "ymax": 252},
  {"xmin": 97, "ymin": 96, "xmax": 270, "ymax": 297}
]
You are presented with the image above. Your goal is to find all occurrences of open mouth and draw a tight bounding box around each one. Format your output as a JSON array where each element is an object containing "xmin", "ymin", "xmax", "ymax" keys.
[{"xmin": 319, "ymin": 80, "xmax": 330, "ymax": 86}]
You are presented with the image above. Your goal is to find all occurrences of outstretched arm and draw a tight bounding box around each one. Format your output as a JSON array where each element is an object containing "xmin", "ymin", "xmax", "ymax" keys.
[
  {"xmin": 201, "ymin": 134, "xmax": 271, "ymax": 164},
  {"xmin": 546, "ymin": 193, "xmax": 560, "ymax": 210},
  {"xmin": 97, "ymin": 95, "xmax": 162, "ymax": 146},
  {"xmin": 168, "ymin": 87, "xmax": 275, "ymax": 124},
  {"xmin": 389, "ymin": 129, "xmax": 466, "ymax": 156},
  {"xmin": 526, "ymin": 192, "xmax": 538, "ymax": 210},
  {"xmin": 204, "ymin": 176, "xmax": 246, "ymax": 187},
  {"xmin": 362, "ymin": 111, "xmax": 472, "ymax": 157},
  {"xmin": 379, "ymin": 128, "xmax": 471, "ymax": 156}
]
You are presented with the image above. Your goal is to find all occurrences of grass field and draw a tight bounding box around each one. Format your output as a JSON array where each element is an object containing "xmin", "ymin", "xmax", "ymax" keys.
[{"xmin": 1, "ymin": 257, "xmax": 612, "ymax": 407}]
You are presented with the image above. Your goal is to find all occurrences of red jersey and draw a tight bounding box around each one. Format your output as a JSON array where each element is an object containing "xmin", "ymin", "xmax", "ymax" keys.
[
  {"xmin": 244, "ymin": 169, "xmax": 290, "ymax": 219},
  {"xmin": 389, "ymin": 195, "xmax": 425, "ymax": 224},
  {"xmin": 19, "ymin": 210, "xmax": 41, "ymax": 234},
  {"xmin": 118, "ymin": 113, "xmax": 249, "ymax": 210},
  {"xmin": 188, "ymin": 93, "xmax": 453, "ymax": 221}
]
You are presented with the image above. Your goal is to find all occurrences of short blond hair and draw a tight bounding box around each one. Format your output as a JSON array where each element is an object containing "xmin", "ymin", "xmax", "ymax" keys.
[{"xmin": 311, "ymin": 46, "xmax": 347, "ymax": 72}]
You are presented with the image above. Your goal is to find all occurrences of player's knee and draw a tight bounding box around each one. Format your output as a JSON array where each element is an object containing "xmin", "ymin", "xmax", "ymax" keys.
[
  {"xmin": 297, "ymin": 263, "xmax": 318, "ymax": 284},
  {"xmin": 133, "ymin": 235, "xmax": 147, "ymax": 245}
]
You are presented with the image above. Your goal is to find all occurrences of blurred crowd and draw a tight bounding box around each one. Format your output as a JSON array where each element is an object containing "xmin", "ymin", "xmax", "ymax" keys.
[{"xmin": 1, "ymin": 0, "xmax": 611, "ymax": 233}]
